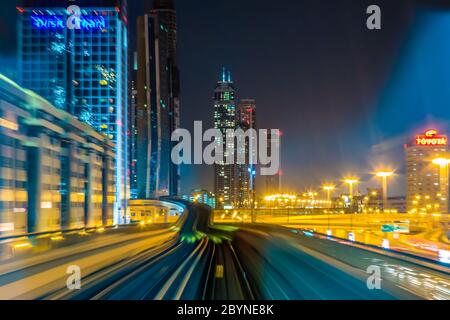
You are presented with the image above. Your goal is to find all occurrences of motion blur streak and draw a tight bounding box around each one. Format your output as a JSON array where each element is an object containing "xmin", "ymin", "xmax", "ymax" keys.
[{"xmin": 0, "ymin": 201, "xmax": 448, "ymax": 300}]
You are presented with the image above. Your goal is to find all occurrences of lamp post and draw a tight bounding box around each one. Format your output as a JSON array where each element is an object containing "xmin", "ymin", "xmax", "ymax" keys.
[
  {"xmin": 322, "ymin": 185, "xmax": 335, "ymax": 209},
  {"xmin": 344, "ymin": 178, "xmax": 359, "ymax": 233},
  {"xmin": 344, "ymin": 178, "xmax": 359, "ymax": 213},
  {"xmin": 344, "ymin": 179, "xmax": 358, "ymax": 198},
  {"xmin": 323, "ymin": 185, "xmax": 335, "ymax": 233},
  {"xmin": 375, "ymin": 171, "xmax": 394, "ymax": 212},
  {"xmin": 432, "ymin": 158, "xmax": 450, "ymax": 217}
]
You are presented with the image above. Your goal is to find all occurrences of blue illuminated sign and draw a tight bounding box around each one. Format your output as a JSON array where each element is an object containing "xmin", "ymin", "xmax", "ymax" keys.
[{"xmin": 31, "ymin": 15, "xmax": 106, "ymax": 30}]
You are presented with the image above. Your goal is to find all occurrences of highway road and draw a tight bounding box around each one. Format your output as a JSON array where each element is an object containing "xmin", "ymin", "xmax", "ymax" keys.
[
  {"xmin": 0, "ymin": 200, "xmax": 448, "ymax": 300},
  {"xmin": 232, "ymin": 225, "xmax": 449, "ymax": 299}
]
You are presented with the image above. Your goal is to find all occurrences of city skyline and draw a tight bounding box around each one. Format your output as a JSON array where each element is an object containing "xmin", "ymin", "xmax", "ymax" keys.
[
  {"xmin": 0, "ymin": 0, "xmax": 449, "ymax": 305},
  {"xmin": 1, "ymin": 1, "xmax": 450, "ymax": 196}
]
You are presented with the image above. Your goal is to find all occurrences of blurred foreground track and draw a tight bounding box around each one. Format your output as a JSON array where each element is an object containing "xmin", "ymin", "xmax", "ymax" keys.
[{"xmin": 0, "ymin": 201, "xmax": 448, "ymax": 300}]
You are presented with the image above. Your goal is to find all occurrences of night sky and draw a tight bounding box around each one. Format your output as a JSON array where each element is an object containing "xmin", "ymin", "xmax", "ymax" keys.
[{"xmin": 1, "ymin": 0, "xmax": 450, "ymax": 196}]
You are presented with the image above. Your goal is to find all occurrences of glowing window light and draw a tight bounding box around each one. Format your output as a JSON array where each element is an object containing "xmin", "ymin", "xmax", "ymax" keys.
[
  {"xmin": 0, "ymin": 118, "xmax": 18, "ymax": 131},
  {"xmin": 41, "ymin": 202, "xmax": 52, "ymax": 209},
  {"xmin": 0, "ymin": 223, "xmax": 14, "ymax": 232}
]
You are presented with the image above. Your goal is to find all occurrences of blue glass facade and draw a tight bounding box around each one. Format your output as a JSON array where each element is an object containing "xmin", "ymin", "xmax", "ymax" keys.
[{"xmin": 18, "ymin": 4, "xmax": 128, "ymax": 224}]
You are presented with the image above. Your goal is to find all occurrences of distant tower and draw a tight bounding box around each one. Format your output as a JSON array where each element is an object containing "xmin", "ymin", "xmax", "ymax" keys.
[
  {"xmin": 406, "ymin": 129, "xmax": 449, "ymax": 215},
  {"xmin": 237, "ymin": 99, "xmax": 257, "ymax": 208},
  {"xmin": 152, "ymin": 0, "xmax": 180, "ymax": 196},
  {"xmin": 136, "ymin": 0, "xmax": 180, "ymax": 198},
  {"xmin": 214, "ymin": 68, "xmax": 237, "ymax": 208},
  {"xmin": 130, "ymin": 52, "xmax": 138, "ymax": 199}
]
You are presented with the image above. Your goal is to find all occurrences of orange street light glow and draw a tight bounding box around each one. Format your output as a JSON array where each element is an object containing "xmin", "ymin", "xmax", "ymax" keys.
[
  {"xmin": 375, "ymin": 171, "xmax": 394, "ymax": 178},
  {"xmin": 432, "ymin": 158, "xmax": 450, "ymax": 166},
  {"xmin": 14, "ymin": 242, "xmax": 32, "ymax": 249}
]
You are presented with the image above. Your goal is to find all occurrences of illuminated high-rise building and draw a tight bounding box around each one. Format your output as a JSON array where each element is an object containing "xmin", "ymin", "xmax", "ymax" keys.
[
  {"xmin": 129, "ymin": 52, "xmax": 138, "ymax": 199},
  {"xmin": 237, "ymin": 99, "xmax": 256, "ymax": 208},
  {"xmin": 135, "ymin": 0, "xmax": 180, "ymax": 198},
  {"xmin": 183, "ymin": 189, "xmax": 216, "ymax": 209},
  {"xmin": 214, "ymin": 68, "xmax": 237, "ymax": 209},
  {"xmin": 406, "ymin": 129, "xmax": 449, "ymax": 214},
  {"xmin": 0, "ymin": 74, "xmax": 115, "ymax": 235},
  {"xmin": 17, "ymin": 0, "xmax": 129, "ymax": 224}
]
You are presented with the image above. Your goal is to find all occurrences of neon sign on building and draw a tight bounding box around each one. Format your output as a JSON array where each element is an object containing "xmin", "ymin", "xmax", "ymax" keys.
[
  {"xmin": 31, "ymin": 15, "xmax": 106, "ymax": 30},
  {"xmin": 415, "ymin": 129, "xmax": 448, "ymax": 146}
]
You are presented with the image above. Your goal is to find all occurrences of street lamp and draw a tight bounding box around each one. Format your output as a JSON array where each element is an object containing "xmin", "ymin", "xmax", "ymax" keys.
[
  {"xmin": 375, "ymin": 171, "xmax": 394, "ymax": 212},
  {"xmin": 323, "ymin": 184, "xmax": 335, "ymax": 234},
  {"xmin": 344, "ymin": 179, "xmax": 359, "ymax": 198},
  {"xmin": 344, "ymin": 178, "xmax": 359, "ymax": 232},
  {"xmin": 322, "ymin": 185, "xmax": 335, "ymax": 209},
  {"xmin": 432, "ymin": 158, "xmax": 450, "ymax": 216}
]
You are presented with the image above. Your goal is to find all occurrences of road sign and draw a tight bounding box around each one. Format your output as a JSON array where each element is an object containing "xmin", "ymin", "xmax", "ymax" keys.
[{"xmin": 381, "ymin": 224, "xmax": 395, "ymax": 233}]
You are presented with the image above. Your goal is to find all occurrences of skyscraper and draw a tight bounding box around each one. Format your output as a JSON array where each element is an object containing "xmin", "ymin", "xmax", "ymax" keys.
[
  {"xmin": 135, "ymin": 0, "xmax": 180, "ymax": 199},
  {"xmin": 237, "ymin": 99, "xmax": 257, "ymax": 208},
  {"xmin": 406, "ymin": 129, "xmax": 449, "ymax": 215},
  {"xmin": 129, "ymin": 52, "xmax": 138, "ymax": 199},
  {"xmin": 17, "ymin": 0, "xmax": 129, "ymax": 224},
  {"xmin": 214, "ymin": 68, "xmax": 237, "ymax": 209}
]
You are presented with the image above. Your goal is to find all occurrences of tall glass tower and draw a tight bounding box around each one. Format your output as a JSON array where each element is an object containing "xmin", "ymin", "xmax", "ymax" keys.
[
  {"xmin": 17, "ymin": 0, "xmax": 129, "ymax": 224},
  {"xmin": 237, "ymin": 99, "xmax": 257, "ymax": 208},
  {"xmin": 214, "ymin": 68, "xmax": 237, "ymax": 208},
  {"xmin": 135, "ymin": 0, "xmax": 180, "ymax": 198}
]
